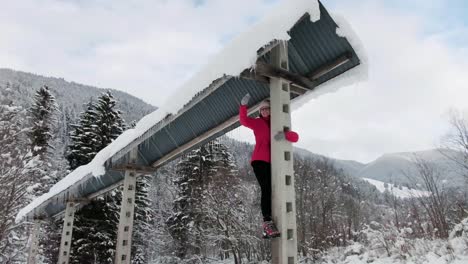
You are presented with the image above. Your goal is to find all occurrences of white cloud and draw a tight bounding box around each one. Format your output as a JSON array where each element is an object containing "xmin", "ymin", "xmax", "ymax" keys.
[{"xmin": 0, "ymin": 0, "xmax": 275, "ymax": 105}]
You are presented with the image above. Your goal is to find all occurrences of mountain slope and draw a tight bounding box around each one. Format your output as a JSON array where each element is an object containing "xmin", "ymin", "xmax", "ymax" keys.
[
  {"xmin": 291, "ymin": 147, "xmax": 465, "ymax": 194},
  {"xmin": 361, "ymin": 177, "xmax": 430, "ymax": 198},
  {"xmin": 294, "ymin": 146, "xmax": 366, "ymax": 177},
  {"xmin": 0, "ymin": 68, "xmax": 156, "ymax": 123},
  {"xmin": 355, "ymin": 149, "xmax": 465, "ymax": 187}
]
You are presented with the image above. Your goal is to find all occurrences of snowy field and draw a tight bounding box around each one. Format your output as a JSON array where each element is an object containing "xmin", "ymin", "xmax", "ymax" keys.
[
  {"xmin": 362, "ymin": 178, "xmax": 430, "ymax": 199},
  {"xmin": 320, "ymin": 225, "xmax": 468, "ymax": 264},
  {"xmin": 150, "ymin": 219, "xmax": 468, "ymax": 264}
]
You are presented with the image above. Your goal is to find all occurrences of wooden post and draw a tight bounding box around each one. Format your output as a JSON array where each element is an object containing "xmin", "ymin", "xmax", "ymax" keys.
[
  {"xmin": 27, "ymin": 220, "xmax": 40, "ymax": 264},
  {"xmin": 114, "ymin": 148, "xmax": 138, "ymax": 264},
  {"xmin": 57, "ymin": 201, "xmax": 76, "ymax": 264},
  {"xmin": 270, "ymin": 40, "xmax": 298, "ymax": 264}
]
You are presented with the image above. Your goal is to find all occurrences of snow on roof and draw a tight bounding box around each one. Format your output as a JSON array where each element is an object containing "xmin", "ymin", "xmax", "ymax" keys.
[
  {"xmin": 292, "ymin": 13, "xmax": 368, "ymax": 111},
  {"xmin": 17, "ymin": 0, "xmax": 368, "ymax": 222},
  {"xmin": 163, "ymin": 0, "xmax": 320, "ymax": 114}
]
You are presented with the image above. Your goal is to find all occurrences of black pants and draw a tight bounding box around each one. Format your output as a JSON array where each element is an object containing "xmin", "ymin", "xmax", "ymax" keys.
[{"xmin": 251, "ymin": 160, "xmax": 272, "ymax": 222}]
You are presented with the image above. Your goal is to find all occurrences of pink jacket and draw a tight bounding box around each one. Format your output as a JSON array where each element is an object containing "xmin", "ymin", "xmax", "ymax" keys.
[{"xmin": 239, "ymin": 105, "xmax": 271, "ymax": 163}]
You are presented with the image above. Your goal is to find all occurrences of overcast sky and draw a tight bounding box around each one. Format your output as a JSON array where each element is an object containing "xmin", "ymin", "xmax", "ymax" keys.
[{"xmin": 1, "ymin": 0, "xmax": 467, "ymax": 163}]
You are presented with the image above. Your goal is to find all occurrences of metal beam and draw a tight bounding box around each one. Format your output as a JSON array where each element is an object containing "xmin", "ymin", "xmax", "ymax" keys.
[
  {"xmin": 241, "ymin": 51, "xmax": 353, "ymax": 97},
  {"xmin": 270, "ymin": 40, "xmax": 298, "ymax": 264},
  {"xmin": 289, "ymin": 85, "xmax": 308, "ymax": 96},
  {"xmin": 86, "ymin": 181, "xmax": 122, "ymax": 201},
  {"xmin": 112, "ymin": 164, "xmax": 157, "ymax": 175},
  {"xmin": 57, "ymin": 201, "xmax": 76, "ymax": 264},
  {"xmin": 240, "ymin": 66, "xmax": 309, "ymax": 96},
  {"xmin": 256, "ymin": 61, "xmax": 317, "ymax": 90},
  {"xmin": 27, "ymin": 220, "xmax": 40, "ymax": 264},
  {"xmin": 307, "ymin": 52, "xmax": 352, "ymax": 80},
  {"xmin": 114, "ymin": 148, "xmax": 138, "ymax": 264},
  {"xmin": 50, "ymin": 198, "xmax": 88, "ymax": 221}
]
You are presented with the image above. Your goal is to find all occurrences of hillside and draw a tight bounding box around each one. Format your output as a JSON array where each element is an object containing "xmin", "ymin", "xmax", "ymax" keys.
[
  {"xmin": 294, "ymin": 146, "xmax": 366, "ymax": 176},
  {"xmin": 0, "ymin": 68, "xmax": 156, "ymax": 123},
  {"xmin": 356, "ymin": 149, "xmax": 465, "ymax": 187},
  {"xmin": 292, "ymin": 147, "xmax": 465, "ymax": 195}
]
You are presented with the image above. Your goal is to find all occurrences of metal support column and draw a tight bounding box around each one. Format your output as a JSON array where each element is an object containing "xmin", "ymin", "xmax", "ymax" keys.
[
  {"xmin": 114, "ymin": 148, "xmax": 138, "ymax": 264},
  {"xmin": 57, "ymin": 201, "xmax": 76, "ymax": 264},
  {"xmin": 27, "ymin": 219, "xmax": 40, "ymax": 264},
  {"xmin": 270, "ymin": 40, "xmax": 298, "ymax": 264}
]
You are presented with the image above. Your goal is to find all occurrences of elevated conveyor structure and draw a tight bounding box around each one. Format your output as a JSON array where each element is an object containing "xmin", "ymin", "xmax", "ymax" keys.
[{"xmin": 18, "ymin": 1, "xmax": 364, "ymax": 226}]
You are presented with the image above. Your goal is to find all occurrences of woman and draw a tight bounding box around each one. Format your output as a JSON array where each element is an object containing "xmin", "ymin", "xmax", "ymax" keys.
[{"xmin": 239, "ymin": 93, "xmax": 299, "ymax": 238}]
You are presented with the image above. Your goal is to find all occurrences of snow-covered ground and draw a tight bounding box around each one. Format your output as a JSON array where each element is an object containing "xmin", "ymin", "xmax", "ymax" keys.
[
  {"xmin": 320, "ymin": 240, "xmax": 468, "ymax": 264},
  {"xmin": 151, "ymin": 218, "xmax": 468, "ymax": 264},
  {"xmin": 362, "ymin": 177, "xmax": 430, "ymax": 199},
  {"xmin": 319, "ymin": 219, "xmax": 468, "ymax": 264}
]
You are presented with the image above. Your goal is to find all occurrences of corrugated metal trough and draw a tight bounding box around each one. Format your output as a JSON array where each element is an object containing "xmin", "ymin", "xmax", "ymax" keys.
[{"xmin": 28, "ymin": 2, "xmax": 362, "ymax": 220}]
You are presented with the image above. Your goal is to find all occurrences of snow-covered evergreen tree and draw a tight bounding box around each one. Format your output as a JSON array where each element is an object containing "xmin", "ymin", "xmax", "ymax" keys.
[
  {"xmin": 67, "ymin": 92, "xmax": 125, "ymax": 170},
  {"xmin": 26, "ymin": 85, "xmax": 59, "ymax": 198},
  {"xmin": 28, "ymin": 85, "xmax": 58, "ymax": 158},
  {"xmin": 202, "ymin": 140, "xmax": 253, "ymax": 263},
  {"xmin": 166, "ymin": 139, "xmax": 251, "ymax": 262},
  {"xmin": 0, "ymin": 103, "xmax": 34, "ymax": 263},
  {"xmin": 66, "ymin": 100, "xmax": 99, "ymax": 170},
  {"xmin": 71, "ymin": 194, "xmax": 120, "ymax": 264},
  {"xmin": 166, "ymin": 142, "xmax": 219, "ymax": 259},
  {"xmin": 166, "ymin": 150, "xmax": 203, "ymax": 259},
  {"xmin": 94, "ymin": 91, "xmax": 126, "ymax": 150},
  {"xmin": 65, "ymin": 91, "xmax": 126, "ymax": 264},
  {"xmin": 27, "ymin": 86, "xmax": 73, "ymax": 264}
]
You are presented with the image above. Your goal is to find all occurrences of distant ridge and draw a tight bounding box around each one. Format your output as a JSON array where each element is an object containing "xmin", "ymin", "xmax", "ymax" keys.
[
  {"xmin": 356, "ymin": 149, "xmax": 464, "ymax": 187},
  {"xmin": 0, "ymin": 68, "xmax": 156, "ymax": 123},
  {"xmin": 293, "ymin": 147, "xmax": 464, "ymax": 189}
]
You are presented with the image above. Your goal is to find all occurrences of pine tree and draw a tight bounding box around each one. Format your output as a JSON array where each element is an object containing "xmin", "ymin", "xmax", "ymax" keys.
[
  {"xmin": 166, "ymin": 139, "xmax": 248, "ymax": 261},
  {"xmin": 0, "ymin": 103, "xmax": 35, "ymax": 263},
  {"xmin": 94, "ymin": 91, "xmax": 125, "ymax": 150},
  {"xmin": 166, "ymin": 145, "xmax": 211, "ymax": 259},
  {"xmin": 71, "ymin": 194, "xmax": 120, "ymax": 264},
  {"xmin": 66, "ymin": 91, "xmax": 126, "ymax": 264},
  {"xmin": 203, "ymin": 140, "xmax": 248, "ymax": 262},
  {"xmin": 67, "ymin": 92, "xmax": 125, "ymax": 169},
  {"xmin": 166, "ymin": 154, "xmax": 199, "ymax": 259},
  {"xmin": 66, "ymin": 101, "xmax": 99, "ymax": 170},
  {"xmin": 26, "ymin": 85, "xmax": 59, "ymax": 199},
  {"xmin": 55, "ymin": 104, "xmax": 75, "ymax": 157},
  {"xmin": 28, "ymin": 85, "xmax": 58, "ymax": 158}
]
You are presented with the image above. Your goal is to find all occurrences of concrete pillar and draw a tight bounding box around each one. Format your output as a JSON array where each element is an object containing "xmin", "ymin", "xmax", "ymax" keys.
[
  {"xmin": 270, "ymin": 40, "xmax": 298, "ymax": 264},
  {"xmin": 114, "ymin": 149, "xmax": 138, "ymax": 264},
  {"xmin": 57, "ymin": 201, "xmax": 76, "ymax": 264},
  {"xmin": 27, "ymin": 219, "xmax": 40, "ymax": 264}
]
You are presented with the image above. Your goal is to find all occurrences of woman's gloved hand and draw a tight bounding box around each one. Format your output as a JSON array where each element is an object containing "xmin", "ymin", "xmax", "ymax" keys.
[
  {"xmin": 241, "ymin": 93, "xmax": 251, "ymax": 105},
  {"xmin": 274, "ymin": 131, "xmax": 299, "ymax": 143}
]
